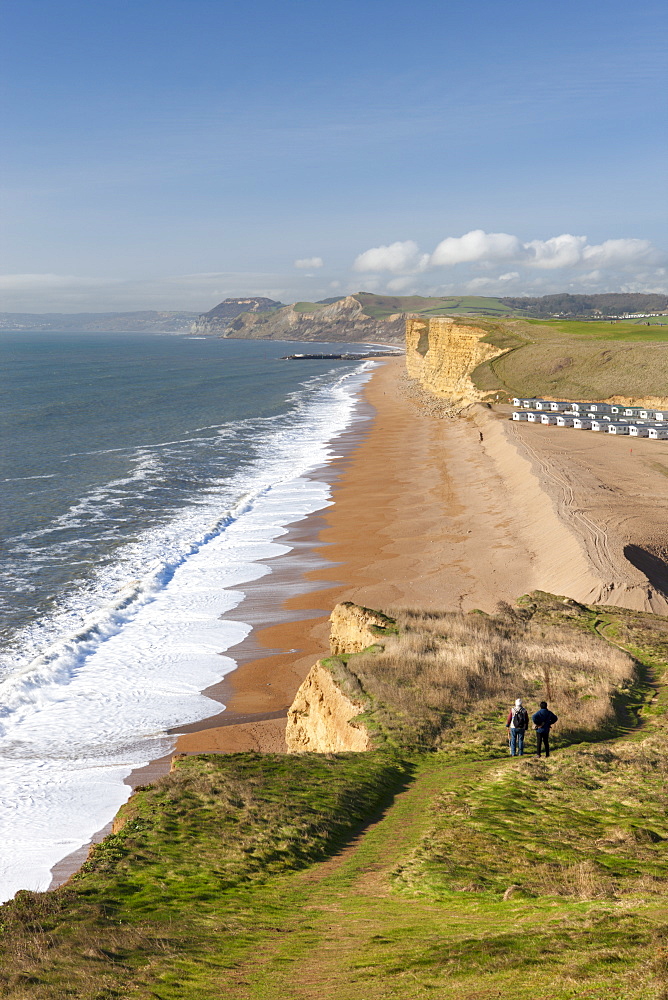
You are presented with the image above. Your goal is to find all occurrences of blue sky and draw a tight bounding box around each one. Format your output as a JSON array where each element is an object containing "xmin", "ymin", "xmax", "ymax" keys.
[{"xmin": 1, "ymin": 0, "xmax": 666, "ymax": 311}]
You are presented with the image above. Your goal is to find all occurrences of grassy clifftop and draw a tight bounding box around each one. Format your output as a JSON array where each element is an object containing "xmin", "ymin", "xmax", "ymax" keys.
[
  {"xmin": 470, "ymin": 317, "xmax": 668, "ymax": 401},
  {"xmin": 2, "ymin": 594, "xmax": 668, "ymax": 998},
  {"xmin": 319, "ymin": 593, "xmax": 640, "ymax": 752},
  {"xmin": 0, "ymin": 752, "xmax": 407, "ymax": 998}
]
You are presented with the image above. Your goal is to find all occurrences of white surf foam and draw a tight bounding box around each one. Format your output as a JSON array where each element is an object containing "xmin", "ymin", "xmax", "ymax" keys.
[{"xmin": 0, "ymin": 362, "xmax": 375, "ymax": 901}]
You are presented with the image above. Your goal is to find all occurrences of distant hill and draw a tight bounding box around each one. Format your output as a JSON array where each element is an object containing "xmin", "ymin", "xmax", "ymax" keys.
[
  {"xmin": 354, "ymin": 292, "xmax": 668, "ymax": 320},
  {"xmin": 193, "ymin": 297, "xmax": 284, "ymax": 332},
  {"xmin": 355, "ymin": 292, "xmax": 520, "ymax": 319},
  {"xmin": 189, "ymin": 291, "xmax": 668, "ymax": 343},
  {"xmin": 500, "ymin": 292, "xmax": 668, "ymax": 318},
  {"xmin": 3, "ymin": 293, "xmax": 664, "ymax": 338},
  {"xmin": 0, "ymin": 311, "xmax": 198, "ymax": 333},
  {"xmin": 190, "ymin": 295, "xmax": 407, "ymax": 344}
]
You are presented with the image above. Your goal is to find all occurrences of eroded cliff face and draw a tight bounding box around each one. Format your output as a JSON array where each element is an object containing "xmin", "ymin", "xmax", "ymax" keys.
[
  {"xmin": 329, "ymin": 601, "xmax": 396, "ymax": 655},
  {"xmin": 405, "ymin": 316, "xmax": 504, "ymax": 403},
  {"xmin": 285, "ymin": 661, "xmax": 371, "ymax": 753},
  {"xmin": 193, "ymin": 295, "xmax": 405, "ymax": 344},
  {"xmin": 286, "ymin": 603, "xmax": 396, "ymax": 753}
]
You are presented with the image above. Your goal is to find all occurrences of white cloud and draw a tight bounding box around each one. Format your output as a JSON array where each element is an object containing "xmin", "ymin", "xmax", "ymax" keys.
[
  {"xmin": 353, "ymin": 240, "xmax": 429, "ymax": 274},
  {"xmin": 431, "ymin": 230, "xmax": 521, "ymax": 267},
  {"xmin": 523, "ymin": 234, "xmax": 588, "ymax": 269},
  {"xmin": 350, "ymin": 230, "xmax": 667, "ymax": 294},
  {"xmin": 294, "ymin": 256, "xmax": 324, "ymax": 269},
  {"xmin": 582, "ymin": 238, "xmax": 655, "ymax": 268},
  {"xmin": 464, "ymin": 277, "xmax": 498, "ymax": 291},
  {"xmin": 353, "ymin": 275, "xmax": 381, "ymax": 291},
  {"xmin": 386, "ymin": 276, "xmax": 417, "ymax": 292}
]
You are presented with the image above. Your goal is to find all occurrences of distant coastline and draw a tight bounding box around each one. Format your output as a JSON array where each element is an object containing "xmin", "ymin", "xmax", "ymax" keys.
[{"xmin": 2, "ymin": 290, "xmax": 666, "ymax": 339}]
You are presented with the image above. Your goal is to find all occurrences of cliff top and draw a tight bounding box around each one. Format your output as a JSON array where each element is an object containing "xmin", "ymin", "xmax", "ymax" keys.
[
  {"xmin": 3, "ymin": 592, "xmax": 667, "ymax": 997},
  {"xmin": 2, "ymin": 592, "xmax": 667, "ymax": 996},
  {"xmin": 405, "ymin": 311, "xmax": 668, "ymax": 406},
  {"xmin": 200, "ymin": 296, "xmax": 284, "ymax": 321}
]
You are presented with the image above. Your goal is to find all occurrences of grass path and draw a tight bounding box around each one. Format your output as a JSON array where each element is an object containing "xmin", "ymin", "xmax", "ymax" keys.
[
  {"xmin": 173, "ymin": 617, "xmax": 668, "ymax": 1000},
  {"xmin": 215, "ymin": 756, "xmax": 495, "ymax": 999},
  {"xmin": 177, "ymin": 746, "xmax": 665, "ymax": 1000},
  {"xmin": 5, "ymin": 599, "xmax": 666, "ymax": 999}
]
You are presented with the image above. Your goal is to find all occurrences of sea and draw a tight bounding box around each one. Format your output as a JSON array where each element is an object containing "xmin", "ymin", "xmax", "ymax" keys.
[{"xmin": 0, "ymin": 331, "xmax": 379, "ymax": 902}]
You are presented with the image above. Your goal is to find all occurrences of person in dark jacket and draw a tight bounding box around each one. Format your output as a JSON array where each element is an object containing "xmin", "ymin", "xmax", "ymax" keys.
[
  {"xmin": 532, "ymin": 701, "xmax": 558, "ymax": 757},
  {"xmin": 505, "ymin": 698, "xmax": 529, "ymax": 756}
]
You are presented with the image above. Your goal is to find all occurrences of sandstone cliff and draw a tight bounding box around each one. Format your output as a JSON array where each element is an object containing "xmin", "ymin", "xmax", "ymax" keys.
[
  {"xmin": 285, "ymin": 661, "xmax": 371, "ymax": 753},
  {"xmin": 329, "ymin": 601, "xmax": 397, "ymax": 655},
  {"xmin": 192, "ymin": 295, "xmax": 406, "ymax": 345},
  {"xmin": 405, "ymin": 316, "xmax": 505, "ymax": 404},
  {"xmin": 286, "ymin": 602, "xmax": 397, "ymax": 753}
]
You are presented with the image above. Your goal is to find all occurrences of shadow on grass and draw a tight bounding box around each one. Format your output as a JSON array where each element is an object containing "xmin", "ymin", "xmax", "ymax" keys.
[{"xmin": 381, "ymin": 911, "xmax": 655, "ymax": 977}]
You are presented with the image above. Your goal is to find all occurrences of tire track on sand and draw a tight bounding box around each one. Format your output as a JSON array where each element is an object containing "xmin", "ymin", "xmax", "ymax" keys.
[{"xmin": 506, "ymin": 422, "xmax": 663, "ymax": 609}]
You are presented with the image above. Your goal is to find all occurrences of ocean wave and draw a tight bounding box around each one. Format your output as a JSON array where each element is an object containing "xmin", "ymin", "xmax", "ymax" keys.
[
  {"xmin": 0, "ymin": 361, "xmax": 375, "ymax": 900},
  {"xmin": 2, "ymin": 474, "xmax": 59, "ymax": 482}
]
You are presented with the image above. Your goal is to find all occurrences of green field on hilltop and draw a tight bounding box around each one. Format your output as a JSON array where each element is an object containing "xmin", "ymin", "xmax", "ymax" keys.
[
  {"xmin": 354, "ymin": 293, "xmax": 668, "ymax": 328},
  {"xmin": 524, "ymin": 317, "xmax": 668, "ymax": 342},
  {"xmin": 469, "ymin": 317, "xmax": 668, "ymax": 401},
  {"xmin": 355, "ymin": 292, "xmax": 520, "ymax": 319},
  {"xmin": 2, "ymin": 595, "xmax": 668, "ymax": 999},
  {"xmin": 292, "ymin": 301, "xmax": 330, "ymax": 314},
  {"xmin": 354, "ymin": 295, "xmax": 668, "ymax": 401}
]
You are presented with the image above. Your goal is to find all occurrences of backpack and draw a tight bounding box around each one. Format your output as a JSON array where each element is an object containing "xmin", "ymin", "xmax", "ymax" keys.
[{"xmin": 512, "ymin": 707, "xmax": 528, "ymax": 729}]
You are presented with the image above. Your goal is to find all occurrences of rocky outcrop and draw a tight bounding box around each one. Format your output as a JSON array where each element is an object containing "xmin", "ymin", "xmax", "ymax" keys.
[
  {"xmin": 286, "ymin": 603, "xmax": 398, "ymax": 753},
  {"xmin": 285, "ymin": 661, "xmax": 371, "ymax": 753},
  {"xmin": 193, "ymin": 295, "xmax": 406, "ymax": 345},
  {"xmin": 190, "ymin": 297, "xmax": 283, "ymax": 334},
  {"xmin": 329, "ymin": 601, "xmax": 397, "ymax": 655},
  {"xmin": 405, "ymin": 316, "xmax": 505, "ymax": 404}
]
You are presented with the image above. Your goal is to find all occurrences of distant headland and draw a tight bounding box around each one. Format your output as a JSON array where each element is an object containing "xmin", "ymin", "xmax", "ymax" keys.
[{"xmin": 1, "ymin": 291, "xmax": 666, "ymax": 339}]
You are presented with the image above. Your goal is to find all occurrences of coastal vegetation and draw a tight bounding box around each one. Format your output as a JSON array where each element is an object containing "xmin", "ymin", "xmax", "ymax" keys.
[
  {"xmin": 472, "ymin": 318, "xmax": 668, "ymax": 401},
  {"xmin": 405, "ymin": 311, "xmax": 668, "ymax": 407},
  {"xmin": 320, "ymin": 595, "xmax": 637, "ymax": 752},
  {"xmin": 353, "ymin": 292, "xmax": 519, "ymax": 319},
  {"xmin": 0, "ymin": 752, "xmax": 407, "ymax": 998},
  {"xmin": 401, "ymin": 313, "xmax": 668, "ymax": 402},
  {"xmin": 2, "ymin": 292, "xmax": 666, "ymax": 336},
  {"xmin": 1, "ymin": 594, "xmax": 668, "ymax": 998}
]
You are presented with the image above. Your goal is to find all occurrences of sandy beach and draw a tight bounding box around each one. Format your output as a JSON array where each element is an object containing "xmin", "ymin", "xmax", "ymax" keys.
[
  {"xmin": 50, "ymin": 354, "xmax": 668, "ymax": 890},
  {"xmin": 175, "ymin": 357, "xmax": 668, "ymax": 756}
]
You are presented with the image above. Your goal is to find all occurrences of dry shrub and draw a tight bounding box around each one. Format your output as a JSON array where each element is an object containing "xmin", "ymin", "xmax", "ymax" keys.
[
  {"xmin": 498, "ymin": 858, "xmax": 624, "ymax": 902},
  {"xmin": 348, "ymin": 607, "xmax": 635, "ymax": 746},
  {"xmin": 0, "ymin": 888, "xmax": 171, "ymax": 999}
]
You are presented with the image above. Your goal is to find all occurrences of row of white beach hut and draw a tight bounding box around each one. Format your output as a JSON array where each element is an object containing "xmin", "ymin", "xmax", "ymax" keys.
[
  {"xmin": 512, "ymin": 398, "xmax": 668, "ymax": 420},
  {"xmin": 511, "ymin": 399, "xmax": 668, "ymax": 439}
]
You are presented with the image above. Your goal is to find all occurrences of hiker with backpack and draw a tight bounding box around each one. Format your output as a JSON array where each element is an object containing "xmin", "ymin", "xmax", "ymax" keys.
[
  {"xmin": 532, "ymin": 701, "xmax": 558, "ymax": 757},
  {"xmin": 505, "ymin": 698, "xmax": 529, "ymax": 756}
]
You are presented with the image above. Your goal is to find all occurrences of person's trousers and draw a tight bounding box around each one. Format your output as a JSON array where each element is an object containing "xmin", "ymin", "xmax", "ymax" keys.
[
  {"xmin": 536, "ymin": 731, "xmax": 550, "ymax": 757},
  {"xmin": 509, "ymin": 728, "xmax": 525, "ymax": 755}
]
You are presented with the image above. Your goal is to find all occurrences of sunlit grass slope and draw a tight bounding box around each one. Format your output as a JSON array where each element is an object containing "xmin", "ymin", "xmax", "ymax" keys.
[
  {"xmin": 355, "ymin": 292, "xmax": 518, "ymax": 318},
  {"xmin": 1, "ymin": 594, "xmax": 667, "ymax": 998},
  {"xmin": 469, "ymin": 318, "xmax": 668, "ymax": 400}
]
